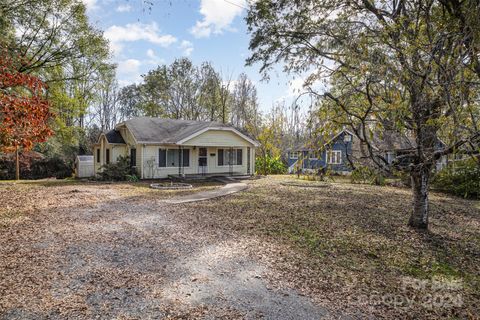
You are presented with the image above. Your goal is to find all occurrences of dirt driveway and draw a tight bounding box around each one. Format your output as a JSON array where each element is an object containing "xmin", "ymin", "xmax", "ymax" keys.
[{"xmin": 0, "ymin": 182, "xmax": 330, "ymax": 319}]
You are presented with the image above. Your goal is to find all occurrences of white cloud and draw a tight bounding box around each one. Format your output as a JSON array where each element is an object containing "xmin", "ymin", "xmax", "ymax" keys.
[
  {"xmin": 179, "ymin": 40, "xmax": 194, "ymax": 56},
  {"xmin": 190, "ymin": 0, "xmax": 246, "ymax": 38},
  {"xmin": 81, "ymin": 0, "xmax": 98, "ymax": 11},
  {"xmin": 104, "ymin": 22, "xmax": 177, "ymax": 55},
  {"xmin": 117, "ymin": 59, "xmax": 142, "ymax": 85},
  {"xmin": 116, "ymin": 4, "xmax": 132, "ymax": 12},
  {"xmin": 146, "ymin": 49, "xmax": 165, "ymax": 65}
]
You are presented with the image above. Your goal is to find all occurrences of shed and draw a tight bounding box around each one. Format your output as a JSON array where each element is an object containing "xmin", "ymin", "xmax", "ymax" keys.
[{"xmin": 75, "ymin": 155, "xmax": 94, "ymax": 178}]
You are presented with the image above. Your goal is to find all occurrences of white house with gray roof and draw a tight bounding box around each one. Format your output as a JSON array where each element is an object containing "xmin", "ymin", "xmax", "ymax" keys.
[{"xmin": 94, "ymin": 117, "xmax": 259, "ymax": 179}]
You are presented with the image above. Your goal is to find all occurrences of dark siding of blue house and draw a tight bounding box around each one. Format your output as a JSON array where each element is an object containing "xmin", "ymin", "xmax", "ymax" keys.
[{"xmin": 287, "ymin": 131, "xmax": 354, "ymax": 173}]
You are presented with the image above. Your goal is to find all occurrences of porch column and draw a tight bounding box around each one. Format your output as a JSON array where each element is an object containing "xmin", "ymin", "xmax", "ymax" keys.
[
  {"xmin": 178, "ymin": 146, "xmax": 184, "ymax": 177},
  {"xmin": 229, "ymin": 147, "xmax": 233, "ymax": 176},
  {"xmin": 247, "ymin": 147, "xmax": 251, "ymax": 175}
]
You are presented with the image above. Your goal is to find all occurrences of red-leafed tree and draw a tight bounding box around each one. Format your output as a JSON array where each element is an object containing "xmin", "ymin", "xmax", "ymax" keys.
[{"xmin": 0, "ymin": 53, "xmax": 54, "ymax": 180}]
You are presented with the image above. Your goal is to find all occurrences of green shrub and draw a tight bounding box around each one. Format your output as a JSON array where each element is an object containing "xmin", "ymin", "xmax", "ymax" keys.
[
  {"xmin": 99, "ymin": 156, "xmax": 138, "ymax": 181},
  {"xmin": 31, "ymin": 156, "xmax": 73, "ymax": 179},
  {"xmin": 0, "ymin": 152, "xmax": 72, "ymax": 180},
  {"xmin": 351, "ymin": 165, "xmax": 385, "ymax": 185},
  {"xmin": 255, "ymin": 155, "xmax": 287, "ymax": 175},
  {"xmin": 432, "ymin": 159, "xmax": 480, "ymax": 199},
  {"xmin": 126, "ymin": 174, "xmax": 139, "ymax": 182}
]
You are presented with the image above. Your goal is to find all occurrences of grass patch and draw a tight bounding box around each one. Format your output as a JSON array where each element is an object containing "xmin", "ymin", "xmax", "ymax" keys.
[
  {"xmin": 0, "ymin": 210, "xmax": 25, "ymax": 227},
  {"xmin": 0, "ymin": 178, "xmax": 80, "ymax": 187},
  {"xmin": 113, "ymin": 180, "xmax": 224, "ymax": 200}
]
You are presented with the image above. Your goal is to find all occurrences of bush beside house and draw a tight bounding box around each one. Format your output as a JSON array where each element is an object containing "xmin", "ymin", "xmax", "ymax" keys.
[
  {"xmin": 350, "ymin": 165, "xmax": 386, "ymax": 185},
  {"xmin": 0, "ymin": 152, "xmax": 72, "ymax": 180},
  {"xmin": 432, "ymin": 159, "xmax": 480, "ymax": 199},
  {"xmin": 255, "ymin": 155, "xmax": 287, "ymax": 175},
  {"xmin": 98, "ymin": 156, "xmax": 138, "ymax": 181}
]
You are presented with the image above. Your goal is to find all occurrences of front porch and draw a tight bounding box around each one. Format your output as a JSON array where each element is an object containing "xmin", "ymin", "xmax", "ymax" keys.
[{"xmin": 140, "ymin": 145, "xmax": 255, "ymax": 179}]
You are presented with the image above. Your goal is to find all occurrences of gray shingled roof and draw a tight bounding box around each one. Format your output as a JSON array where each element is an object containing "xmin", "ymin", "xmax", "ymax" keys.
[
  {"xmin": 122, "ymin": 117, "xmax": 242, "ymax": 144},
  {"xmin": 286, "ymin": 130, "xmax": 352, "ymax": 152},
  {"xmin": 371, "ymin": 130, "xmax": 415, "ymax": 151},
  {"xmin": 105, "ymin": 130, "xmax": 126, "ymax": 144}
]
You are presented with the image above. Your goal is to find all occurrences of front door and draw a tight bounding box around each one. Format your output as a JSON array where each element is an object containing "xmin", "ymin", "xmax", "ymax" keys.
[{"xmin": 198, "ymin": 147, "xmax": 207, "ymax": 175}]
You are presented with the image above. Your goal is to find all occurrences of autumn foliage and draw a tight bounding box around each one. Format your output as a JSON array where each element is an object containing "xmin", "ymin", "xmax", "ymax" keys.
[{"xmin": 0, "ymin": 53, "xmax": 54, "ymax": 153}]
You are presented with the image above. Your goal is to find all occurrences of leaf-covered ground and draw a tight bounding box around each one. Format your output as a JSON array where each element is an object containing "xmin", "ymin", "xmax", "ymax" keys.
[
  {"xmin": 181, "ymin": 176, "xmax": 480, "ymax": 319},
  {"xmin": 0, "ymin": 176, "xmax": 478, "ymax": 319},
  {"xmin": 0, "ymin": 179, "xmax": 326, "ymax": 319}
]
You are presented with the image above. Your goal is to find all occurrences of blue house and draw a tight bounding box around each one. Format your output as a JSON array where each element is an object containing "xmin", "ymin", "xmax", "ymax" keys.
[
  {"xmin": 288, "ymin": 128, "xmax": 450, "ymax": 174},
  {"xmin": 287, "ymin": 129, "xmax": 354, "ymax": 174}
]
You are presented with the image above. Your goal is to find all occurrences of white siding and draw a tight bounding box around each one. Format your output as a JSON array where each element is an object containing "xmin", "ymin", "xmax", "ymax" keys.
[
  {"xmin": 139, "ymin": 145, "xmax": 252, "ymax": 179},
  {"xmin": 141, "ymin": 145, "xmax": 197, "ymax": 179},
  {"xmin": 93, "ymin": 135, "xmax": 128, "ymax": 175},
  {"xmin": 121, "ymin": 127, "xmax": 137, "ymax": 145},
  {"xmin": 112, "ymin": 145, "xmax": 127, "ymax": 162},
  {"xmin": 182, "ymin": 130, "xmax": 253, "ymax": 147}
]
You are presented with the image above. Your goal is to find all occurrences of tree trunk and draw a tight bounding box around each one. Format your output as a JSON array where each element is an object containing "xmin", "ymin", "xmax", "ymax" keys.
[
  {"xmin": 15, "ymin": 146, "xmax": 20, "ymax": 180},
  {"xmin": 408, "ymin": 166, "xmax": 430, "ymax": 229}
]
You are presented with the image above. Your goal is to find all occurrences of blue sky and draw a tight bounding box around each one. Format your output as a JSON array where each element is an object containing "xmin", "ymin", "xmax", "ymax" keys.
[{"xmin": 83, "ymin": 0, "xmax": 308, "ymax": 113}]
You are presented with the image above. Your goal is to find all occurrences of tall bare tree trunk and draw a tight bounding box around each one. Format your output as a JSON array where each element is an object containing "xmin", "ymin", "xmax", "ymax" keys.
[
  {"xmin": 409, "ymin": 165, "xmax": 430, "ymax": 229},
  {"xmin": 15, "ymin": 146, "xmax": 20, "ymax": 180}
]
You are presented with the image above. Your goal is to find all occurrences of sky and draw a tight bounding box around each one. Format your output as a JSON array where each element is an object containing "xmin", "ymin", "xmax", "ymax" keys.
[{"xmin": 83, "ymin": 0, "xmax": 309, "ymax": 113}]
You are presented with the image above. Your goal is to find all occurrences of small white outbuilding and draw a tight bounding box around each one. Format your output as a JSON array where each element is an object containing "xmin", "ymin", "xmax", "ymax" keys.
[{"xmin": 75, "ymin": 155, "xmax": 95, "ymax": 178}]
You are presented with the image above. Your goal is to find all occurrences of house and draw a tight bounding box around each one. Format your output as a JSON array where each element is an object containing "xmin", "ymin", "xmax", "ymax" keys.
[
  {"xmin": 287, "ymin": 128, "xmax": 449, "ymax": 174},
  {"xmin": 94, "ymin": 117, "xmax": 259, "ymax": 179},
  {"xmin": 368, "ymin": 131, "xmax": 449, "ymax": 171},
  {"xmin": 287, "ymin": 129, "xmax": 354, "ymax": 174}
]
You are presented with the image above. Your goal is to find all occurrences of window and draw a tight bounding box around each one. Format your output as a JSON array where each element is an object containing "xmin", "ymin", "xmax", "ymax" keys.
[
  {"xmin": 344, "ymin": 134, "xmax": 352, "ymax": 142},
  {"xmin": 218, "ymin": 148, "xmax": 243, "ymax": 166},
  {"xmin": 158, "ymin": 148, "xmax": 189, "ymax": 167},
  {"xmin": 326, "ymin": 150, "xmax": 342, "ymax": 164},
  {"xmin": 386, "ymin": 151, "xmax": 395, "ymax": 164},
  {"xmin": 106, "ymin": 149, "xmax": 110, "ymax": 164},
  {"xmin": 290, "ymin": 151, "xmax": 299, "ymax": 159},
  {"xmin": 130, "ymin": 148, "xmax": 137, "ymax": 167},
  {"xmin": 96, "ymin": 149, "xmax": 100, "ymax": 163},
  {"xmin": 309, "ymin": 151, "xmax": 319, "ymax": 160}
]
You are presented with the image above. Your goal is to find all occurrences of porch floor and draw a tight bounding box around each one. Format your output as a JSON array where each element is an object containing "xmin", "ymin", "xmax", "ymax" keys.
[{"xmin": 168, "ymin": 173, "xmax": 252, "ymax": 181}]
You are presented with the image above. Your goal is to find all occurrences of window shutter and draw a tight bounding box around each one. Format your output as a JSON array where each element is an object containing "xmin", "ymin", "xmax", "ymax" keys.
[
  {"xmin": 236, "ymin": 149, "xmax": 243, "ymax": 165},
  {"xmin": 158, "ymin": 149, "xmax": 166, "ymax": 167},
  {"xmin": 218, "ymin": 149, "xmax": 224, "ymax": 166},
  {"xmin": 96, "ymin": 149, "xmax": 100, "ymax": 163},
  {"xmin": 182, "ymin": 149, "xmax": 190, "ymax": 167},
  {"xmin": 130, "ymin": 149, "xmax": 136, "ymax": 167},
  {"xmin": 106, "ymin": 149, "xmax": 110, "ymax": 164}
]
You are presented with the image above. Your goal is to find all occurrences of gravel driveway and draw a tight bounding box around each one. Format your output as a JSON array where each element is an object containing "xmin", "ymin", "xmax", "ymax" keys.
[{"xmin": 0, "ymin": 184, "xmax": 329, "ymax": 319}]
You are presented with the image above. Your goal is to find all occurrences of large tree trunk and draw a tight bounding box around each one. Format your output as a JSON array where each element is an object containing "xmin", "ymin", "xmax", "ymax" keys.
[{"xmin": 409, "ymin": 166, "xmax": 430, "ymax": 229}]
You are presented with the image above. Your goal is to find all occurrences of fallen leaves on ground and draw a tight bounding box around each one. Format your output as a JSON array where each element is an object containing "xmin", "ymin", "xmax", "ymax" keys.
[
  {"xmin": 0, "ymin": 176, "xmax": 478, "ymax": 319},
  {"xmin": 178, "ymin": 176, "xmax": 480, "ymax": 319}
]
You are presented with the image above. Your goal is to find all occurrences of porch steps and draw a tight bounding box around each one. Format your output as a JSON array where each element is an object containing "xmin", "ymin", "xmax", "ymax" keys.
[{"xmin": 212, "ymin": 176, "xmax": 237, "ymax": 184}]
